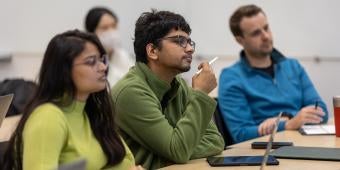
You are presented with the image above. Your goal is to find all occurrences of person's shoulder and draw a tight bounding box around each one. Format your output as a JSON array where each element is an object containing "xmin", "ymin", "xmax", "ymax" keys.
[
  {"xmin": 112, "ymin": 71, "xmax": 152, "ymax": 100},
  {"xmin": 24, "ymin": 103, "xmax": 67, "ymax": 135},
  {"xmin": 27, "ymin": 103, "xmax": 66, "ymax": 126},
  {"xmin": 220, "ymin": 61, "xmax": 243, "ymax": 78},
  {"xmin": 282, "ymin": 57, "xmax": 300, "ymax": 64},
  {"xmin": 280, "ymin": 57, "xmax": 303, "ymax": 69},
  {"xmin": 31, "ymin": 103, "xmax": 64, "ymax": 117},
  {"xmin": 112, "ymin": 67, "xmax": 143, "ymax": 89}
]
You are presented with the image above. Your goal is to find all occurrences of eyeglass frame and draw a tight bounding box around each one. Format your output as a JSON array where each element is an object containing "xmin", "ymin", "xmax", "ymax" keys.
[
  {"xmin": 156, "ymin": 35, "xmax": 196, "ymax": 51},
  {"xmin": 73, "ymin": 54, "xmax": 109, "ymax": 68}
]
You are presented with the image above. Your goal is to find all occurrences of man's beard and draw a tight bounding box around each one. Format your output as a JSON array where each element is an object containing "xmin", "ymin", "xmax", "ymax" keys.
[{"xmin": 179, "ymin": 65, "xmax": 191, "ymax": 73}]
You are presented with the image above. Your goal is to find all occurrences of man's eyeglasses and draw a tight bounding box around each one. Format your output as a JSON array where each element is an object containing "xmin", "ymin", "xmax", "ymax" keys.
[
  {"xmin": 74, "ymin": 54, "xmax": 109, "ymax": 68},
  {"xmin": 158, "ymin": 35, "xmax": 195, "ymax": 50}
]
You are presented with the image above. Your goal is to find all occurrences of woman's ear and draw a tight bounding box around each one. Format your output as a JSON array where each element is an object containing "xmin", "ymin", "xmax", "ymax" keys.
[{"xmin": 146, "ymin": 43, "xmax": 159, "ymax": 61}]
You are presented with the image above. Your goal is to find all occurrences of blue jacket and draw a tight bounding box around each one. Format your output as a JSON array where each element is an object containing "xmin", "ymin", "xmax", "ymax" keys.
[{"xmin": 218, "ymin": 49, "xmax": 328, "ymax": 143}]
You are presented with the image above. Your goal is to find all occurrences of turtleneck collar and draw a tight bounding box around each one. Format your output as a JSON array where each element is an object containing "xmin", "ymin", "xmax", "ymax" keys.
[
  {"xmin": 135, "ymin": 62, "xmax": 180, "ymax": 103},
  {"xmin": 61, "ymin": 100, "xmax": 86, "ymax": 115}
]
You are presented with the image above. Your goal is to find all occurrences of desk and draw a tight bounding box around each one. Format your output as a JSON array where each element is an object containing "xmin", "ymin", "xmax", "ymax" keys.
[
  {"xmin": 162, "ymin": 130, "xmax": 340, "ymax": 170},
  {"xmin": 0, "ymin": 115, "xmax": 21, "ymax": 142}
]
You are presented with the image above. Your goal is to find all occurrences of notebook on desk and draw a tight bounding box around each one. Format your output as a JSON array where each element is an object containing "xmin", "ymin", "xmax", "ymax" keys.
[
  {"xmin": 270, "ymin": 146, "xmax": 340, "ymax": 161},
  {"xmin": 299, "ymin": 125, "xmax": 335, "ymax": 135},
  {"xmin": 0, "ymin": 94, "xmax": 14, "ymax": 127}
]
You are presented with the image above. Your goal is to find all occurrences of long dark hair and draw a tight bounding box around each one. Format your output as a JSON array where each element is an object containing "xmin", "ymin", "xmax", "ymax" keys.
[{"xmin": 1, "ymin": 30, "xmax": 125, "ymax": 169}]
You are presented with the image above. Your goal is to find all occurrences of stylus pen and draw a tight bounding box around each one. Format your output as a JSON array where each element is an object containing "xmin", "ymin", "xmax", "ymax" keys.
[
  {"xmin": 314, "ymin": 100, "xmax": 319, "ymax": 110},
  {"xmin": 196, "ymin": 56, "xmax": 219, "ymax": 74}
]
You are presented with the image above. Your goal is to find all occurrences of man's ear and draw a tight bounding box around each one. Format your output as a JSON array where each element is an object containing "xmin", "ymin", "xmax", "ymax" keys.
[
  {"xmin": 146, "ymin": 43, "xmax": 159, "ymax": 61},
  {"xmin": 235, "ymin": 36, "xmax": 244, "ymax": 46}
]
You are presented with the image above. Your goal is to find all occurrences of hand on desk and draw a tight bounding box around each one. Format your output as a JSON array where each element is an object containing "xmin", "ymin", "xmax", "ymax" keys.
[
  {"xmin": 285, "ymin": 106, "xmax": 325, "ymax": 130},
  {"xmin": 258, "ymin": 117, "xmax": 289, "ymax": 136}
]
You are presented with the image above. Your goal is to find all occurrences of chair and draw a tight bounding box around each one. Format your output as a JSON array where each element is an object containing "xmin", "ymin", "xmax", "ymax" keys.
[
  {"xmin": 213, "ymin": 98, "xmax": 234, "ymax": 148},
  {"xmin": 0, "ymin": 141, "xmax": 9, "ymax": 163}
]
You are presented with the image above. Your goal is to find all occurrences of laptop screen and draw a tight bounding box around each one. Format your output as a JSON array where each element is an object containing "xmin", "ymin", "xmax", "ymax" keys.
[
  {"xmin": 0, "ymin": 94, "xmax": 14, "ymax": 127},
  {"xmin": 260, "ymin": 112, "xmax": 282, "ymax": 170}
]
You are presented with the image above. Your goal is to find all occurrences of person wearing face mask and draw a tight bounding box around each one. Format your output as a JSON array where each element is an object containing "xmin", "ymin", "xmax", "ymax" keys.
[{"xmin": 85, "ymin": 7, "xmax": 134, "ymax": 86}]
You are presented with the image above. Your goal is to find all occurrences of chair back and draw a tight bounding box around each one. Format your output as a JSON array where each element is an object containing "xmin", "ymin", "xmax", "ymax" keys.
[{"xmin": 213, "ymin": 98, "xmax": 234, "ymax": 147}]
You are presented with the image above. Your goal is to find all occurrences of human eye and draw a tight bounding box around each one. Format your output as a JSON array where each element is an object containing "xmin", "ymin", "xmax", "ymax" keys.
[
  {"xmin": 100, "ymin": 55, "xmax": 108, "ymax": 65},
  {"xmin": 251, "ymin": 30, "xmax": 261, "ymax": 37},
  {"xmin": 264, "ymin": 25, "xmax": 270, "ymax": 32},
  {"xmin": 177, "ymin": 36, "xmax": 188, "ymax": 46},
  {"xmin": 84, "ymin": 56, "xmax": 97, "ymax": 66}
]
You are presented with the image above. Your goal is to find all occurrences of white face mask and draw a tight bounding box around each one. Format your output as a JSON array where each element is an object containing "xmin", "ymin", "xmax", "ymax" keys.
[{"xmin": 98, "ymin": 29, "xmax": 122, "ymax": 52}]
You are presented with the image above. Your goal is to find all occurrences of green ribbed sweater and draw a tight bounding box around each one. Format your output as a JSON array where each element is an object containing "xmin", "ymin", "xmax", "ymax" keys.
[{"xmin": 22, "ymin": 101, "xmax": 135, "ymax": 170}]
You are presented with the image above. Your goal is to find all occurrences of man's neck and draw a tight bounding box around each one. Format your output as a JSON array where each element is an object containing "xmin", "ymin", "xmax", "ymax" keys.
[
  {"xmin": 147, "ymin": 62, "xmax": 177, "ymax": 84},
  {"xmin": 245, "ymin": 51, "xmax": 272, "ymax": 68}
]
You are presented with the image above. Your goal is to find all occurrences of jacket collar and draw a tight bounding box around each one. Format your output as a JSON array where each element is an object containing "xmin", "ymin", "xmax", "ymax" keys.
[
  {"xmin": 135, "ymin": 62, "xmax": 180, "ymax": 102},
  {"xmin": 240, "ymin": 48, "xmax": 286, "ymax": 72}
]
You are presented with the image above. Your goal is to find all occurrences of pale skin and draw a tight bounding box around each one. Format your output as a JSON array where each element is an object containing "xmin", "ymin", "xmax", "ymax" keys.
[
  {"xmin": 146, "ymin": 29, "xmax": 216, "ymax": 94},
  {"xmin": 236, "ymin": 12, "xmax": 325, "ymax": 136}
]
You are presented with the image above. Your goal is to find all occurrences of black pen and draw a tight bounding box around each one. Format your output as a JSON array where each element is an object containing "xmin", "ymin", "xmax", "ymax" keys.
[{"xmin": 314, "ymin": 100, "xmax": 319, "ymax": 110}]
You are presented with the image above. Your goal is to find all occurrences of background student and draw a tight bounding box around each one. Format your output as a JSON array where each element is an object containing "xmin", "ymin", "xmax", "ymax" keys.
[
  {"xmin": 85, "ymin": 7, "xmax": 134, "ymax": 86},
  {"xmin": 1, "ymin": 30, "xmax": 141, "ymax": 170},
  {"xmin": 218, "ymin": 4, "xmax": 328, "ymax": 143}
]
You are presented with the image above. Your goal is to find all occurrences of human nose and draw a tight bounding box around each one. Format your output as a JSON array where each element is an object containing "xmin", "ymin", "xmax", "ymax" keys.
[
  {"xmin": 262, "ymin": 30, "xmax": 271, "ymax": 40},
  {"xmin": 185, "ymin": 41, "xmax": 195, "ymax": 53},
  {"xmin": 97, "ymin": 61, "xmax": 108, "ymax": 72}
]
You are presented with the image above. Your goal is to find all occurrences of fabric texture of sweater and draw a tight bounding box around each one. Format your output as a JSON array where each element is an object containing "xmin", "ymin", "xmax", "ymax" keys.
[{"xmin": 23, "ymin": 101, "xmax": 135, "ymax": 170}]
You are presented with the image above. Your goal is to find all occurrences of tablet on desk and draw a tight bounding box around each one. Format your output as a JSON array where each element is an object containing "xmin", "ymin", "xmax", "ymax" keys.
[
  {"xmin": 206, "ymin": 155, "xmax": 279, "ymax": 166},
  {"xmin": 251, "ymin": 141, "xmax": 293, "ymax": 149}
]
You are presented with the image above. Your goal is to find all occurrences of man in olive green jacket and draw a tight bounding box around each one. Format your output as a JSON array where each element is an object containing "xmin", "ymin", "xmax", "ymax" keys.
[{"xmin": 111, "ymin": 10, "xmax": 224, "ymax": 169}]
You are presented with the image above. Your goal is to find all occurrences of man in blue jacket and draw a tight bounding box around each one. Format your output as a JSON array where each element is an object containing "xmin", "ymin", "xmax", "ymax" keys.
[{"xmin": 218, "ymin": 4, "xmax": 328, "ymax": 143}]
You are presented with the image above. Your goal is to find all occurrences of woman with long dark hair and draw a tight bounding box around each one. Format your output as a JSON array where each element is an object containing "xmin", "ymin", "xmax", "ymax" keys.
[{"xmin": 1, "ymin": 30, "xmax": 141, "ymax": 170}]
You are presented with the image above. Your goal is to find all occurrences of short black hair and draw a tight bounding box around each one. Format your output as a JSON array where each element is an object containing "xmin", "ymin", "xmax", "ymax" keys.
[
  {"xmin": 85, "ymin": 7, "xmax": 118, "ymax": 33},
  {"xmin": 134, "ymin": 9, "xmax": 191, "ymax": 63}
]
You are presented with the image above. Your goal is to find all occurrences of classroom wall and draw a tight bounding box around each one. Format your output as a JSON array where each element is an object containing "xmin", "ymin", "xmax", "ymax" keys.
[
  {"xmin": 1, "ymin": 0, "xmax": 340, "ymax": 116},
  {"xmin": 1, "ymin": 0, "xmax": 340, "ymax": 57}
]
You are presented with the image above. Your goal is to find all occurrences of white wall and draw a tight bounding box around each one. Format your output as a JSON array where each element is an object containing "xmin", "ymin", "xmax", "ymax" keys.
[
  {"xmin": 189, "ymin": 0, "xmax": 340, "ymax": 57},
  {"xmin": 1, "ymin": 0, "xmax": 340, "ymax": 57},
  {"xmin": 1, "ymin": 0, "xmax": 340, "ymax": 115}
]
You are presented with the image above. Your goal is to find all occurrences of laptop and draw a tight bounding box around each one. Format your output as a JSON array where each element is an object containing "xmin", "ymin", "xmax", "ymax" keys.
[
  {"xmin": 0, "ymin": 94, "xmax": 14, "ymax": 127},
  {"xmin": 270, "ymin": 146, "xmax": 340, "ymax": 161},
  {"xmin": 58, "ymin": 159, "xmax": 86, "ymax": 170},
  {"xmin": 0, "ymin": 94, "xmax": 14, "ymax": 161},
  {"xmin": 260, "ymin": 112, "xmax": 282, "ymax": 170},
  {"xmin": 206, "ymin": 113, "xmax": 282, "ymax": 167}
]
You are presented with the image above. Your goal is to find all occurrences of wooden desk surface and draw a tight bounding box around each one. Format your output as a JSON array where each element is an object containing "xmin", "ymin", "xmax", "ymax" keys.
[
  {"xmin": 0, "ymin": 115, "xmax": 21, "ymax": 142},
  {"xmin": 162, "ymin": 130, "xmax": 340, "ymax": 170}
]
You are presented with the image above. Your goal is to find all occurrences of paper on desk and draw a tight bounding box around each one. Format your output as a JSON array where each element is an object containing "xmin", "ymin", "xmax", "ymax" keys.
[{"xmin": 300, "ymin": 125, "xmax": 335, "ymax": 135}]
